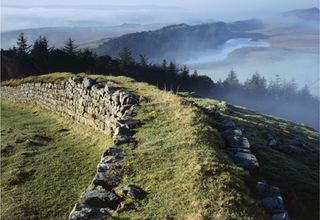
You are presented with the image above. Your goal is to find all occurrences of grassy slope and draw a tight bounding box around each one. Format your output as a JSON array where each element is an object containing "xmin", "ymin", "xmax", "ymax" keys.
[
  {"xmin": 189, "ymin": 97, "xmax": 319, "ymax": 220},
  {"xmin": 1, "ymin": 100, "xmax": 112, "ymax": 219},
  {"xmin": 1, "ymin": 73, "xmax": 268, "ymax": 219}
]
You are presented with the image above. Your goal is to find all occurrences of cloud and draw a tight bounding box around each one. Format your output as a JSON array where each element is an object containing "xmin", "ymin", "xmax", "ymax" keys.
[
  {"xmin": 1, "ymin": 0, "xmax": 318, "ymax": 31},
  {"xmin": 1, "ymin": 5, "xmax": 194, "ymax": 31}
]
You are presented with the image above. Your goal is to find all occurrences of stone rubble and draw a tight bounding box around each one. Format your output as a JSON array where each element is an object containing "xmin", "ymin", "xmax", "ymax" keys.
[
  {"xmin": 69, "ymin": 203, "xmax": 111, "ymax": 220},
  {"xmin": 194, "ymin": 103, "xmax": 291, "ymax": 220}
]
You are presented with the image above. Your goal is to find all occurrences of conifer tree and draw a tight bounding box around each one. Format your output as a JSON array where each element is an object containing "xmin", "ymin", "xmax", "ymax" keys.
[
  {"xmin": 63, "ymin": 38, "xmax": 77, "ymax": 55},
  {"xmin": 224, "ymin": 70, "xmax": 239, "ymax": 86},
  {"xmin": 16, "ymin": 32, "xmax": 31, "ymax": 55},
  {"xmin": 119, "ymin": 47, "xmax": 133, "ymax": 66}
]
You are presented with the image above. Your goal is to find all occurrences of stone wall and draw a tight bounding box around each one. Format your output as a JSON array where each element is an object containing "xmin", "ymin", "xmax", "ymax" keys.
[
  {"xmin": 2, "ymin": 76, "xmax": 146, "ymax": 219},
  {"xmin": 1, "ymin": 76, "xmax": 138, "ymax": 144},
  {"xmin": 194, "ymin": 102, "xmax": 291, "ymax": 220}
]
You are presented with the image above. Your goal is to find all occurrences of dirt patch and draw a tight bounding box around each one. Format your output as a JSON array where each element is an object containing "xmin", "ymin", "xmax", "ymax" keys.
[
  {"xmin": 24, "ymin": 134, "xmax": 52, "ymax": 147},
  {"xmin": 8, "ymin": 169, "xmax": 36, "ymax": 185},
  {"xmin": 57, "ymin": 128, "xmax": 70, "ymax": 133},
  {"xmin": 1, "ymin": 144, "xmax": 15, "ymax": 157}
]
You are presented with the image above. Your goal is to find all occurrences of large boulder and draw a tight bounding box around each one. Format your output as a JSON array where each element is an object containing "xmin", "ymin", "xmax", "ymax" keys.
[
  {"xmin": 113, "ymin": 127, "xmax": 133, "ymax": 145},
  {"xmin": 79, "ymin": 185, "xmax": 120, "ymax": 209},
  {"xmin": 104, "ymin": 84, "xmax": 119, "ymax": 94},
  {"xmin": 256, "ymin": 182, "xmax": 281, "ymax": 198},
  {"xmin": 231, "ymin": 152, "xmax": 259, "ymax": 169},
  {"xmin": 225, "ymin": 135, "xmax": 250, "ymax": 149},
  {"xmin": 68, "ymin": 76, "xmax": 83, "ymax": 86},
  {"xmin": 91, "ymin": 83, "xmax": 105, "ymax": 95},
  {"xmin": 116, "ymin": 201, "xmax": 135, "ymax": 213},
  {"xmin": 119, "ymin": 91, "xmax": 138, "ymax": 105},
  {"xmin": 117, "ymin": 119, "xmax": 140, "ymax": 129},
  {"xmin": 97, "ymin": 155, "xmax": 123, "ymax": 172},
  {"xmin": 262, "ymin": 196, "xmax": 285, "ymax": 214},
  {"xmin": 227, "ymin": 148, "xmax": 251, "ymax": 154},
  {"xmin": 111, "ymin": 90, "xmax": 121, "ymax": 105},
  {"xmin": 267, "ymin": 134, "xmax": 278, "ymax": 147},
  {"xmin": 103, "ymin": 146, "xmax": 124, "ymax": 158},
  {"xmin": 68, "ymin": 203, "xmax": 110, "ymax": 220},
  {"xmin": 91, "ymin": 173, "xmax": 122, "ymax": 190},
  {"xmin": 113, "ymin": 135, "xmax": 131, "ymax": 145},
  {"xmin": 216, "ymin": 118, "xmax": 236, "ymax": 130},
  {"xmin": 82, "ymin": 77, "xmax": 96, "ymax": 89},
  {"xmin": 120, "ymin": 184, "xmax": 147, "ymax": 200},
  {"xmin": 221, "ymin": 128, "xmax": 242, "ymax": 138}
]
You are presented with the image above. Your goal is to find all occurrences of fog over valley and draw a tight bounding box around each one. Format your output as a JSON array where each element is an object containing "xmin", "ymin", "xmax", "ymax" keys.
[
  {"xmin": 184, "ymin": 38, "xmax": 270, "ymax": 64},
  {"xmin": 2, "ymin": 2, "xmax": 320, "ymax": 220}
]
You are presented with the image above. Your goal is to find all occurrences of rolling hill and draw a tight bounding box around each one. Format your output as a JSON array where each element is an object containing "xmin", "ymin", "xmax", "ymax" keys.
[
  {"xmin": 1, "ymin": 73, "xmax": 318, "ymax": 219},
  {"xmin": 94, "ymin": 21, "xmax": 267, "ymax": 62},
  {"xmin": 1, "ymin": 24, "xmax": 163, "ymax": 50},
  {"xmin": 283, "ymin": 7, "xmax": 320, "ymax": 21}
]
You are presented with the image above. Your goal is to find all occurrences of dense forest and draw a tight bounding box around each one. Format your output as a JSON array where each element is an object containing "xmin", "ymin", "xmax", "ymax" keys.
[{"xmin": 1, "ymin": 33, "xmax": 319, "ymax": 129}]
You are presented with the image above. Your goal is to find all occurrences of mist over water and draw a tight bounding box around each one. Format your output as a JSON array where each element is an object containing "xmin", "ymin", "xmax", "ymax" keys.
[
  {"xmin": 185, "ymin": 38, "xmax": 270, "ymax": 64},
  {"xmin": 189, "ymin": 47, "xmax": 319, "ymax": 96}
]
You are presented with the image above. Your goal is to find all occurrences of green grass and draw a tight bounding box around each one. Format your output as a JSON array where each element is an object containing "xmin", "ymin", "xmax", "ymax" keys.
[
  {"xmin": 188, "ymin": 97, "xmax": 320, "ymax": 220},
  {"xmin": 1, "ymin": 73, "xmax": 269, "ymax": 219},
  {"xmin": 78, "ymin": 74, "xmax": 267, "ymax": 219},
  {"xmin": 1, "ymin": 100, "xmax": 112, "ymax": 219}
]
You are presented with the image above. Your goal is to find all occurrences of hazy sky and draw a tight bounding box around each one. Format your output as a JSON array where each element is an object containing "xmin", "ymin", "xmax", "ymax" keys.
[{"xmin": 1, "ymin": 0, "xmax": 318, "ymax": 31}]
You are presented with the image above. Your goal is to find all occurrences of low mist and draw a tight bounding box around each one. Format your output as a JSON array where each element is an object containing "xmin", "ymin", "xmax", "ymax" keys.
[
  {"xmin": 185, "ymin": 38, "xmax": 270, "ymax": 64},
  {"xmin": 215, "ymin": 88, "xmax": 319, "ymax": 130}
]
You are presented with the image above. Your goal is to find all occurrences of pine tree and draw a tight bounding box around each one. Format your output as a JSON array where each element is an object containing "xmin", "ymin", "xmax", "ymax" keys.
[
  {"xmin": 139, "ymin": 55, "xmax": 148, "ymax": 67},
  {"xmin": 32, "ymin": 36, "xmax": 52, "ymax": 55},
  {"xmin": 31, "ymin": 36, "xmax": 52, "ymax": 73},
  {"xmin": 299, "ymin": 85, "xmax": 311, "ymax": 98},
  {"xmin": 224, "ymin": 70, "xmax": 239, "ymax": 86},
  {"xmin": 180, "ymin": 65, "xmax": 189, "ymax": 78},
  {"xmin": 119, "ymin": 47, "xmax": 133, "ymax": 66},
  {"xmin": 268, "ymin": 75, "xmax": 281, "ymax": 92},
  {"xmin": 192, "ymin": 70, "xmax": 198, "ymax": 77},
  {"xmin": 161, "ymin": 59, "xmax": 168, "ymax": 70},
  {"xmin": 168, "ymin": 61, "xmax": 177, "ymax": 75},
  {"xmin": 63, "ymin": 38, "xmax": 77, "ymax": 55},
  {"xmin": 16, "ymin": 32, "xmax": 31, "ymax": 55},
  {"xmin": 244, "ymin": 72, "xmax": 266, "ymax": 91}
]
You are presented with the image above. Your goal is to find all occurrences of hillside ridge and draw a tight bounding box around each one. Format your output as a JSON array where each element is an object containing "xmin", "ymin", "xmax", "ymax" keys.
[{"xmin": 1, "ymin": 73, "xmax": 318, "ymax": 219}]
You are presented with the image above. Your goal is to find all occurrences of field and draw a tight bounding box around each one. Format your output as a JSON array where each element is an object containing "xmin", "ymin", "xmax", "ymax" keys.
[
  {"xmin": 1, "ymin": 73, "xmax": 269, "ymax": 219},
  {"xmin": 1, "ymin": 100, "xmax": 112, "ymax": 219}
]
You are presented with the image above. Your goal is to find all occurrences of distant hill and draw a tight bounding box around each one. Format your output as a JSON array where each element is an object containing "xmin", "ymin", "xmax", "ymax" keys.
[
  {"xmin": 1, "ymin": 24, "xmax": 163, "ymax": 50},
  {"xmin": 283, "ymin": 7, "xmax": 320, "ymax": 21},
  {"xmin": 94, "ymin": 21, "xmax": 267, "ymax": 62},
  {"xmin": 228, "ymin": 19, "xmax": 264, "ymax": 32}
]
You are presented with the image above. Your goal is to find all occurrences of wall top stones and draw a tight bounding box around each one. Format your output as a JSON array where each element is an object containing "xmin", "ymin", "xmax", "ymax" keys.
[{"xmin": 1, "ymin": 76, "xmax": 139, "ymax": 145}]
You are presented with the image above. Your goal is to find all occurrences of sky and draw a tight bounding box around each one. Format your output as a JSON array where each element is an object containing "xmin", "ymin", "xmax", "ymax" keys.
[{"xmin": 1, "ymin": 0, "xmax": 318, "ymax": 31}]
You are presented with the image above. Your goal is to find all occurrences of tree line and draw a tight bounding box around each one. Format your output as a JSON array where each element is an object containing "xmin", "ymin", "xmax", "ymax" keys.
[
  {"xmin": 214, "ymin": 71, "xmax": 319, "ymax": 130},
  {"xmin": 1, "ymin": 33, "xmax": 318, "ymax": 129},
  {"xmin": 1, "ymin": 33, "xmax": 213, "ymax": 96}
]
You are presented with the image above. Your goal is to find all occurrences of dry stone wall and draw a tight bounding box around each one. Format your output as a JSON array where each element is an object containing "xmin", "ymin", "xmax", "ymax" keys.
[
  {"xmin": 2, "ymin": 76, "xmax": 146, "ymax": 219},
  {"xmin": 1, "ymin": 76, "xmax": 139, "ymax": 144},
  {"xmin": 195, "ymin": 102, "xmax": 291, "ymax": 220}
]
